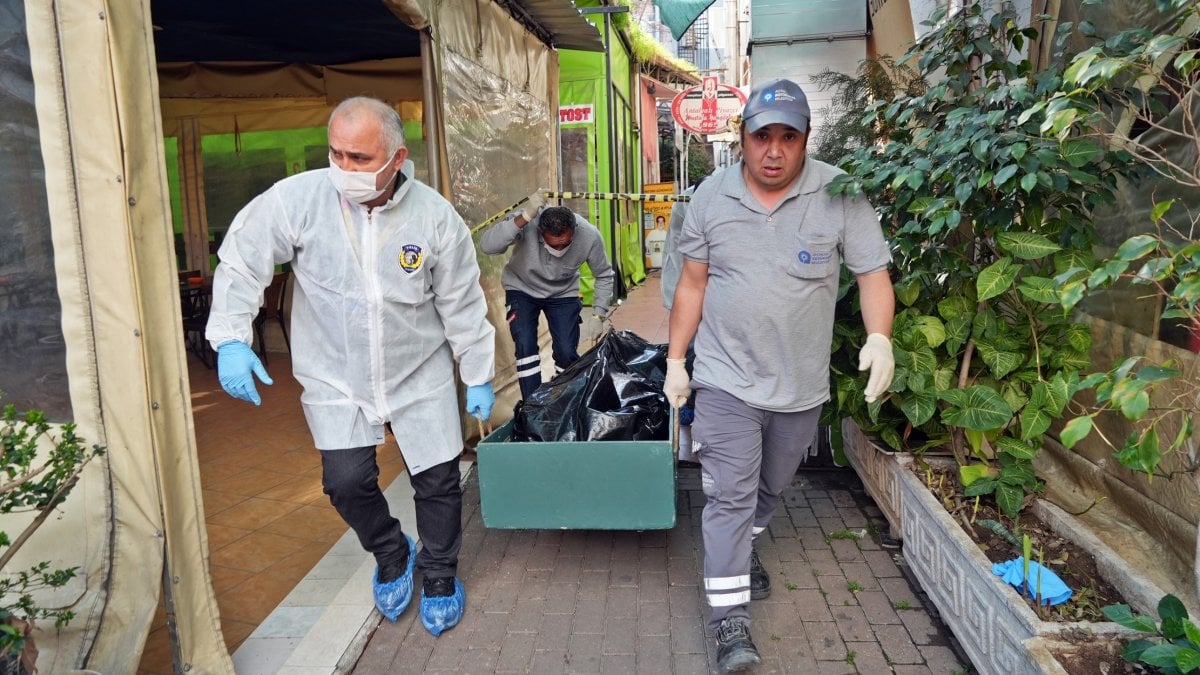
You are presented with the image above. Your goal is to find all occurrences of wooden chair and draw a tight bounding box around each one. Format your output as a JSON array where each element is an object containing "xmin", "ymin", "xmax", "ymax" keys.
[
  {"xmin": 180, "ymin": 273, "xmax": 213, "ymax": 368},
  {"xmin": 253, "ymin": 270, "xmax": 291, "ymax": 365}
]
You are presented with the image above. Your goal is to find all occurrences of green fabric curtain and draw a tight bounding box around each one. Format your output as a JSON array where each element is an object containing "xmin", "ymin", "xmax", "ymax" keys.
[{"xmin": 652, "ymin": 0, "xmax": 717, "ymax": 40}]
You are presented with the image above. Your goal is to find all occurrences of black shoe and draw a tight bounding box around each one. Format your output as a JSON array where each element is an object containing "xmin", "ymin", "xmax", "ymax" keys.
[
  {"xmin": 749, "ymin": 549, "xmax": 770, "ymax": 600},
  {"xmin": 423, "ymin": 575, "xmax": 456, "ymax": 598},
  {"xmin": 715, "ymin": 619, "xmax": 761, "ymax": 673},
  {"xmin": 377, "ymin": 554, "xmax": 409, "ymax": 585}
]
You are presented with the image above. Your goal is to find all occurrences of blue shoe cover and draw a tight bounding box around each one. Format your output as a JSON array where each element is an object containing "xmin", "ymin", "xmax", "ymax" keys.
[
  {"xmin": 373, "ymin": 535, "xmax": 416, "ymax": 622},
  {"xmin": 420, "ymin": 578, "xmax": 466, "ymax": 636}
]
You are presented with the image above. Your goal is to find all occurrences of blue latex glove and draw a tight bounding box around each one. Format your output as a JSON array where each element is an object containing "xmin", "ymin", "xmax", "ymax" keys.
[
  {"xmin": 465, "ymin": 382, "xmax": 495, "ymax": 421},
  {"xmin": 216, "ymin": 340, "xmax": 273, "ymax": 406},
  {"xmin": 992, "ymin": 557, "xmax": 1072, "ymax": 606}
]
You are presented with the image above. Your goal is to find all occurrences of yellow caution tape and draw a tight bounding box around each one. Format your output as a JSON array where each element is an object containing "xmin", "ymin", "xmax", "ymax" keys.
[{"xmin": 471, "ymin": 189, "xmax": 691, "ymax": 234}]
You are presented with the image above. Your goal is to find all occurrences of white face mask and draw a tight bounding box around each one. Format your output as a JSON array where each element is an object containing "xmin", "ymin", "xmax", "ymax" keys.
[
  {"xmin": 328, "ymin": 155, "xmax": 395, "ymax": 204},
  {"xmin": 543, "ymin": 241, "xmax": 570, "ymax": 257}
]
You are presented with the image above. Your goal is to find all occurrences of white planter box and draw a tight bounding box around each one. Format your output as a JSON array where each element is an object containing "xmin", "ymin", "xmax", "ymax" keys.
[
  {"xmin": 841, "ymin": 418, "xmax": 909, "ymax": 539},
  {"xmin": 896, "ymin": 457, "xmax": 1164, "ymax": 675}
]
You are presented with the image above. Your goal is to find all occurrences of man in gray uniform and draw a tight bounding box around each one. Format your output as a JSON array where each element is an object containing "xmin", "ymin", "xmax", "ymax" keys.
[
  {"xmin": 482, "ymin": 198, "xmax": 615, "ymax": 399},
  {"xmin": 663, "ymin": 78, "xmax": 896, "ymax": 672}
]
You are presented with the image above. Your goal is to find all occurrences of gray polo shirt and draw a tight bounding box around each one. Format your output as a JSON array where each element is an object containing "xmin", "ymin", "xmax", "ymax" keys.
[{"xmin": 677, "ymin": 158, "xmax": 890, "ymax": 412}]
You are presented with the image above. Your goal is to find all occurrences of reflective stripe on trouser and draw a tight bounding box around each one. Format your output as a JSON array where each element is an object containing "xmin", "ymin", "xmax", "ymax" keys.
[{"xmin": 693, "ymin": 385, "xmax": 822, "ymax": 633}]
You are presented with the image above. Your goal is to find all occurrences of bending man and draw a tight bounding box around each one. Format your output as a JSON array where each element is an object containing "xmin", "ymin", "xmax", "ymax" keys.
[{"xmin": 481, "ymin": 197, "xmax": 614, "ymax": 399}]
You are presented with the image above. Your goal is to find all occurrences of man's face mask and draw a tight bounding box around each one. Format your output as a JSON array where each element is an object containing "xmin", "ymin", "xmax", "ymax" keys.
[
  {"xmin": 328, "ymin": 154, "xmax": 395, "ymax": 204},
  {"xmin": 543, "ymin": 241, "xmax": 570, "ymax": 257}
]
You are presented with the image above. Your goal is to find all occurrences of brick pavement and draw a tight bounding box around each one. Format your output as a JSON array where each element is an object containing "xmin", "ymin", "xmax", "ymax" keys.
[{"xmin": 350, "ymin": 466, "xmax": 970, "ymax": 674}]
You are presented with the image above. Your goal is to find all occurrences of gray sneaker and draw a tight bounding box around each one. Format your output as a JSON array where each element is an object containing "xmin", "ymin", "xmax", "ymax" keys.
[
  {"xmin": 715, "ymin": 619, "xmax": 761, "ymax": 673},
  {"xmin": 750, "ymin": 548, "xmax": 770, "ymax": 600}
]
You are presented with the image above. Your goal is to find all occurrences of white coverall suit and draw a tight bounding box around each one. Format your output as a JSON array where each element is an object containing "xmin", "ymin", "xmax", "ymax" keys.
[{"xmin": 206, "ymin": 159, "xmax": 495, "ymax": 575}]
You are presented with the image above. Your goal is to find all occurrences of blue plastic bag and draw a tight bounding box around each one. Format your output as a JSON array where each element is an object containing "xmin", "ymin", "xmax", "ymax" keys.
[{"xmin": 992, "ymin": 557, "xmax": 1072, "ymax": 606}]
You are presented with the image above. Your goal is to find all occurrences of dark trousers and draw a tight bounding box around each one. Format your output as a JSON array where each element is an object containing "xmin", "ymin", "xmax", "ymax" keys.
[
  {"xmin": 506, "ymin": 289, "xmax": 582, "ymax": 399},
  {"xmin": 320, "ymin": 447, "xmax": 462, "ymax": 579}
]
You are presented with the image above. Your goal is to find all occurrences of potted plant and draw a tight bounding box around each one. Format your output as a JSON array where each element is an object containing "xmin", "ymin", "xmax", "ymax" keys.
[
  {"xmin": 822, "ymin": 2, "xmax": 1174, "ymax": 671},
  {"xmin": 0, "ymin": 398, "xmax": 104, "ymax": 672}
]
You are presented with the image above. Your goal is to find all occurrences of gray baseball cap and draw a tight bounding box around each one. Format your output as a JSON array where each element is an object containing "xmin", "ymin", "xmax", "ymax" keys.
[{"xmin": 742, "ymin": 79, "xmax": 811, "ymax": 133}]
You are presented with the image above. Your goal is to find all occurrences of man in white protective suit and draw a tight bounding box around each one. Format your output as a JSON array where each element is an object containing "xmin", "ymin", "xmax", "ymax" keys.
[{"xmin": 205, "ymin": 96, "xmax": 495, "ymax": 637}]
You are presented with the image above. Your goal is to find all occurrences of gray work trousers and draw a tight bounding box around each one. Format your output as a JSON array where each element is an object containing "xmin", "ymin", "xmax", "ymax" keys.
[{"xmin": 692, "ymin": 386, "xmax": 822, "ymax": 633}]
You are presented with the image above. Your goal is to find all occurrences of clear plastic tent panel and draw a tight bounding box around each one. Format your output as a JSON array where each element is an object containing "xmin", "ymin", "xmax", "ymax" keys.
[
  {"xmin": 0, "ymin": 2, "xmax": 69, "ymax": 420},
  {"xmin": 441, "ymin": 50, "xmax": 551, "ymax": 269}
]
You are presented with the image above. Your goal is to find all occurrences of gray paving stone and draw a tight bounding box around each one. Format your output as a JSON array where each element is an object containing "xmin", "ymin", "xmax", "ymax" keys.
[
  {"xmin": 667, "ymin": 585, "xmax": 702, "ymax": 618},
  {"xmin": 830, "ymin": 538, "xmax": 864, "ymax": 562},
  {"xmin": 529, "ymin": 649, "xmax": 568, "ymax": 675},
  {"xmin": 856, "ymin": 589, "xmax": 903, "ymax": 625},
  {"xmin": 495, "ymin": 631, "xmax": 536, "ymax": 672},
  {"xmin": 637, "ymin": 600, "xmax": 670, "ymax": 636},
  {"xmin": 830, "ymin": 605, "xmax": 874, "ymax": 642},
  {"xmin": 572, "ymin": 596, "xmax": 607, "ymax": 634},
  {"xmin": 803, "ymin": 620, "xmax": 846, "ymax": 660},
  {"xmin": 840, "ymin": 561, "xmax": 881, "ymax": 590},
  {"xmin": 863, "ymin": 548, "xmax": 904, "ymax": 578},
  {"xmin": 637, "ymin": 571, "xmax": 668, "ymax": 602},
  {"xmin": 634, "ymin": 634, "xmax": 671, "ymax": 673},
  {"xmin": 670, "ymin": 615, "xmax": 708, "ymax": 654},
  {"xmin": 874, "ymin": 623, "xmax": 925, "ymax": 664},
  {"xmin": 845, "ymin": 639, "xmax": 891, "ymax": 673},
  {"xmin": 602, "ymin": 615, "xmax": 636, "ymax": 655},
  {"xmin": 456, "ymin": 643, "xmax": 499, "ymax": 667},
  {"xmin": 671, "ymin": 652, "xmax": 710, "ymax": 674},
  {"xmin": 606, "ymin": 585, "xmax": 638, "ymax": 618},
  {"xmin": 919, "ymin": 643, "xmax": 967, "ymax": 673},
  {"xmin": 566, "ymin": 632, "xmax": 603, "ymax": 673},
  {"xmin": 600, "ymin": 653, "xmax": 636, "ymax": 675}
]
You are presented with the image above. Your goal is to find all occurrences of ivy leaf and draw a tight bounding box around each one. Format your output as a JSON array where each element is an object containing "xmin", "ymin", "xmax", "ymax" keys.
[
  {"xmin": 997, "ymin": 435, "xmax": 1039, "ymax": 460},
  {"xmin": 1060, "ymin": 416, "xmax": 1093, "ymax": 449},
  {"xmin": 995, "ymin": 483, "xmax": 1025, "ymax": 518},
  {"xmin": 997, "ymin": 232, "xmax": 1062, "ymax": 260},
  {"xmin": 959, "ymin": 463, "xmax": 993, "ymax": 487},
  {"xmin": 939, "ymin": 386, "xmax": 1014, "ymax": 430},
  {"xmin": 1017, "ymin": 276, "xmax": 1056, "ymax": 302},
  {"xmin": 1045, "ymin": 374, "xmax": 1070, "ymax": 415},
  {"xmin": 894, "ymin": 276, "xmax": 922, "ymax": 307},
  {"xmin": 978, "ymin": 258, "xmax": 1022, "ymax": 302},
  {"xmin": 1019, "ymin": 405, "xmax": 1052, "ymax": 441},
  {"xmin": 914, "ymin": 316, "xmax": 947, "ymax": 348},
  {"xmin": 899, "ymin": 392, "xmax": 938, "ymax": 427}
]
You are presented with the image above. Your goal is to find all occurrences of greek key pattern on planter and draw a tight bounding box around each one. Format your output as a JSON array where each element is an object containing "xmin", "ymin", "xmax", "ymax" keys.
[
  {"xmin": 841, "ymin": 420, "xmax": 906, "ymax": 539},
  {"xmin": 897, "ymin": 460, "xmax": 1042, "ymax": 675}
]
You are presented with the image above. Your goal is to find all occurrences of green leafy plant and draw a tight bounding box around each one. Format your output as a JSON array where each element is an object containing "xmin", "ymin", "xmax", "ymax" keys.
[
  {"xmin": 826, "ymin": 2, "xmax": 1142, "ymax": 517},
  {"xmin": 0, "ymin": 400, "xmax": 105, "ymax": 660},
  {"xmin": 1039, "ymin": 0, "xmax": 1200, "ymax": 479},
  {"xmin": 1103, "ymin": 595, "xmax": 1200, "ymax": 674}
]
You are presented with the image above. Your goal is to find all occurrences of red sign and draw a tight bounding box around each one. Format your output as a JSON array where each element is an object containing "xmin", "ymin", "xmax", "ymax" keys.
[
  {"xmin": 559, "ymin": 104, "xmax": 594, "ymax": 125},
  {"xmin": 670, "ymin": 77, "xmax": 747, "ymax": 135}
]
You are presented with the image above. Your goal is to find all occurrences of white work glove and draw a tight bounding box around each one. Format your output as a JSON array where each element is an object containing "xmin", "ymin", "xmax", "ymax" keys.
[
  {"xmin": 858, "ymin": 333, "xmax": 895, "ymax": 403},
  {"xmin": 520, "ymin": 191, "xmax": 546, "ymax": 223},
  {"xmin": 664, "ymin": 358, "xmax": 692, "ymax": 409}
]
